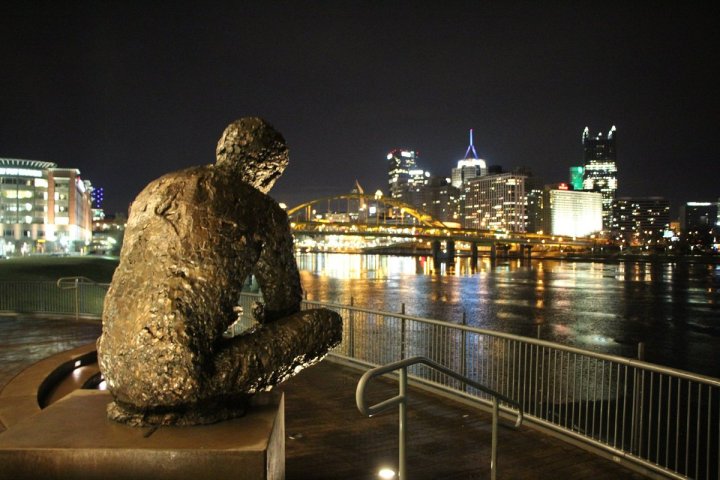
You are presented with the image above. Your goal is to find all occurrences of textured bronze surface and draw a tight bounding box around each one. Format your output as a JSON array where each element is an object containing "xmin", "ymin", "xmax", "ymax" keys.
[{"xmin": 97, "ymin": 118, "xmax": 342, "ymax": 426}]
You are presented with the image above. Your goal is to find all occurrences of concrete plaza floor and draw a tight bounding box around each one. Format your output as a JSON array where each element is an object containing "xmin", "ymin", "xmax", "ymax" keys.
[{"xmin": 0, "ymin": 315, "xmax": 646, "ymax": 478}]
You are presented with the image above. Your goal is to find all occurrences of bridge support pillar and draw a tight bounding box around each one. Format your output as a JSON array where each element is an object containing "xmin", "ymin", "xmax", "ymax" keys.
[
  {"xmin": 446, "ymin": 240, "xmax": 455, "ymax": 265},
  {"xmin": 490, "ymin": 243, "xmax": 497, "ymax": 261},
  {"xmin": 431, "ymin": 240, "xmax": 441, "ymax": 271},
  {"xmin": 470, "ymin": 242, "xmax": 478, "ymax": 266},
  {"xmin": 525, "ymin": 244, "xmax": 532, "ymax": 261}
]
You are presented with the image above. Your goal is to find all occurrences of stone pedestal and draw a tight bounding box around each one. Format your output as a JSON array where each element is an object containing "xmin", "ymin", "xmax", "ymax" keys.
[{"xmin": 0, "ymin": 389, "xmax": 285, "ymax": 480}]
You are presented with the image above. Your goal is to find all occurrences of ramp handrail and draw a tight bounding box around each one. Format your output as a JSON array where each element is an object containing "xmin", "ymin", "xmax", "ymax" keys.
[{"xmin": 356, "ymin": 356, "xmax": 523, "ymax": 480}]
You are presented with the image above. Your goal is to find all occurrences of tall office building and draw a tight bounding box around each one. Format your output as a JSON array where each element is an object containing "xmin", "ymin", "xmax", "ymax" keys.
[
  {"xmin": 451, "ymin": 129, "xmax": 487, "ymax": 189},
  {"xmin": 404, "ymin": 167, "xmax": 431, "ymax": 209},
  {"xmin": 512, "ymin": 167, "xmax": 543, "ymax": 233},
  {"xmin": 451, "ymin": 159, "xmax": 487, "ymax": 189},
  {"xmin": 542, "ymin": 184, "xmax": 603, "ymax": 237},
  {"xmin": 387, "ymin": 149, "xmax": 419, "ymax": 200},
  {"xmin": 451, "ymin": 130, "xmax": 487, "ymax": 229},
  {"xmin": 0, "ymin": 157, "xmax": 92, "ymax": 256},
  {"xmin": 680, "ymin": 202, "xmax": 718, "ymax": 231},
  {"xmin": 464, "ymin": 172, "xmax": 527, "ymax": 232},
  {"xmin": 582, "ymin": 126, "xmax": 618, "ymax": 231},
  {"xmin": 420, "ymin": 177, "xmax": 461, "ymax": 225},
  {"xmin": 525, "ymin": 188, "xmax": 544, "ymax": 233},
  {"xmin": 679, "ymin": 201, "xmax": 719, "ymax": 248},
  {"xmin": 611, "ymin": 197, "xmax": 670, "ymax": 245}
]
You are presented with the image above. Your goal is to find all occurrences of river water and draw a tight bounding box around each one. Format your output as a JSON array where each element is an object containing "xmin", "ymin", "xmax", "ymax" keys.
[{"xmin": 294, "ymin": 253, "xmax": 720, "ymax": 378}]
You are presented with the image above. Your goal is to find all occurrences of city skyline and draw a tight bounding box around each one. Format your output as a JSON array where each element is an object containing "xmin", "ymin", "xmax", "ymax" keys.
[{"xmin": 1, "ymin": 2, "xmax": 717, "ymax": 215}]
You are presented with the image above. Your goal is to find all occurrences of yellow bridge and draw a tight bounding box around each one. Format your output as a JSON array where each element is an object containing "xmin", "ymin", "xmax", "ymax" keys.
[{"xmin": 287, "ymin": 194, "xmax": 604, "ymax": 258}]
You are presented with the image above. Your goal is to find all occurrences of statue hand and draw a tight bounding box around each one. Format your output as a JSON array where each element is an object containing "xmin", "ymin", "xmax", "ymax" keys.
[{"xmin": 252, "ymin": 301, "xmax": 266, "ymax": 323}]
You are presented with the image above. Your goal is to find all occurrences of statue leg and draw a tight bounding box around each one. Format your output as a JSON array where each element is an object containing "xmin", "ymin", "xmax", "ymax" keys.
[
  {"xmin": 106, "ymin": 308, "xmax": 342, "ymax": 426},
  {"xmin": 210, "ymin": 308, "xmax": 343, "ymax": 396}
]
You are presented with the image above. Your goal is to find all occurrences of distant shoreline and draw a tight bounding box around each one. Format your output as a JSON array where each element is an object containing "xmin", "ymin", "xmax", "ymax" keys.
[
  {"xmin": 296, "ymin": 248, "xmax": 720, "ymax": 265},
  {"xmin": 529, "ymin": 253, "xmax": 720, "ymax": 265}
]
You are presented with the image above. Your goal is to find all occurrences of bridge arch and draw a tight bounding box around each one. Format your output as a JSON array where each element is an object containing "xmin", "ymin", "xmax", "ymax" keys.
[{"xmin": 286, "ymin": 193, "xmax": 446, "ymax": 228}]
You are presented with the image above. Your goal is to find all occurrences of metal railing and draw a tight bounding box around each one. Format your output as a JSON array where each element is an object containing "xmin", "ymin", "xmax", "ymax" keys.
[
  {"xmin": 240, "ymin": 292, "xmax": 720, "ymax": 480},
  {"xmin": 56, "ymin": 277, "xmax": 106, "ymax": 320},
  {"xmin": 0, "ymin": 280, "xmax": 108, "ymax": 318},
  {"xmin": 3, "ymin": 282, "xmax": 717, "ymax": 479},
  {"xmin": 356, "ymin": 356, "xmax": 523, "ymax": 480}
]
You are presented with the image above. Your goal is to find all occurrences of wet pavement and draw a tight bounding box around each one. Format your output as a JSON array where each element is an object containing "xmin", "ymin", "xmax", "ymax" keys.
[{"xmin": 0, "ymin": 315, "xmax": 101, "ymax": 413}]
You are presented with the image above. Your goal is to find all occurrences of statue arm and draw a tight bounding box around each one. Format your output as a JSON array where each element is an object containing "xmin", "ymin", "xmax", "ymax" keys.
[{"xmin": 252, "ymin": 202, "xmax": 303, "ymax": 323}]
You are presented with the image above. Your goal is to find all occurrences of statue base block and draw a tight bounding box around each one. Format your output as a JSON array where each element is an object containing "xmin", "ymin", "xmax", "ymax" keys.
[{"xmin": 0, "ymin": 389, "xmax": 284, "ymax": 480}]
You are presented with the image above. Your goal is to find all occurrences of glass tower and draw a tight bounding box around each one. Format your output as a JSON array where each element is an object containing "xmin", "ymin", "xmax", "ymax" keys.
[
  {"xmin": 582, "ymin": 126, "xmax": 618, "ymax": 231},
  {"xmin": 387, "ymin": 149, "xmax": 418, "ymax": 200}
]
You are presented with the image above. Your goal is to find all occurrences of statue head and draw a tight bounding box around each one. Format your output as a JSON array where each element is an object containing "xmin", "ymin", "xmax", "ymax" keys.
[{"xmin": 215, "ymin": 117, "xmax": 289, "ymax": 193}]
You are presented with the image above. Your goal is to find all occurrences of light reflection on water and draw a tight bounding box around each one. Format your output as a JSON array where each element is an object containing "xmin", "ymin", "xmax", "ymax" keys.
[{"xmin": 296, "ymin": 253, "xmax": 720, "ymax": 378}]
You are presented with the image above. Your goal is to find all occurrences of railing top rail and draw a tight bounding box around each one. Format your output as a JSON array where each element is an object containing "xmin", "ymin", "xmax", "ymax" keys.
[
  {"xmin": 56, "ymin": 276, "xmax": 100, "ymax": 288},
  {"xmin": 356, "ymin": 355, "xmax": 523, "ymax": 427},
  {"xmin": 293, "ymin": 296, "xmax": 720, "ymax": 386}
]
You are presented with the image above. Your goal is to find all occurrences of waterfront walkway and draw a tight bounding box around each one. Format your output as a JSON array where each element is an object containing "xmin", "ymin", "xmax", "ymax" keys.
[{"xmin": 0, "ymin": 316, "xmax": 644, "ymax": 479}]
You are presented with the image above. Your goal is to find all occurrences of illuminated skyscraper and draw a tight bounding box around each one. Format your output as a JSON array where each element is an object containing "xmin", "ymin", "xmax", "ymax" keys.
[
  {"xmin": 420, "ymin": 177, "xmax": 461, "ymax": 225},
  {"xmin": 451, "ymin": 129, "xmax": 487, "ymax": 189},
  {"xmin": 387, "ymin": 149, "xmax": 418, "ymax": 200},
  {"xmin": 542, "ymin": 184, "xmax": 603, "ymax": 237},
  {"xmin": 405, "ymin": 167, "xmax": 431, "ymax": 208},
  {"xmin": 582, "ymin": 126, "xmax": 618, "ymax": 231},
  {"xmin": 464, "ymin": 172, "xmax": 527, "ymax": 232}
]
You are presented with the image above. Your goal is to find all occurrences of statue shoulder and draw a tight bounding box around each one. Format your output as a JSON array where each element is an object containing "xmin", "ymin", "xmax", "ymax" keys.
[{"xmin": 129, "ymin": 166, "xmax": 213, "ymax": 212}]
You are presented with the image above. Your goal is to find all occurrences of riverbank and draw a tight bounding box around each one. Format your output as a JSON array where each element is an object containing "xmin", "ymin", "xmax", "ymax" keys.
[{"xmin": 528, "ymin": 252, "xmax": 720, "ymax": 264}]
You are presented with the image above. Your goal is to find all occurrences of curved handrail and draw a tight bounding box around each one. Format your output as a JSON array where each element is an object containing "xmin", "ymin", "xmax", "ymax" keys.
[
  {"xmin": 356, "ymin": 356, "xmax": 523, "ymax": 480},
  {"xmin": 357, "ymin": 356, "xmax": 523, "ymax": 425}
]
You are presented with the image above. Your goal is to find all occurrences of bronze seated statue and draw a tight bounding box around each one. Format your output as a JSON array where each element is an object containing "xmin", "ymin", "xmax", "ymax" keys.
[{"xmin": 97, "ymin": 117, "xmax": 342, "ymax": 426}]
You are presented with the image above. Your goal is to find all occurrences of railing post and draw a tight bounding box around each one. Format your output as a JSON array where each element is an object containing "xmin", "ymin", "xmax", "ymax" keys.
[
  {"xmin": 631, "ymin": 342, "xmax": 645, "ymax": 454},
  {"xmin": 74, "ymin": 278, "xmax": 79, "ymax": 321},
  {"xmin": 349, "ymin": 296, "xmax": 355, "ymax": 359},
  {"xmin": 400, "ymin": 303, "xmax": 406, "ymax": 360},
  {"xmin": 461, "ymin": 310, "xmax": 467, "ymax": 388},
  {"xmin": 491, "ymin": 397, "xmax": 499, "ymax": 480},
  {"xmin": 399, "ymin": 366, "xmax": 408, "ymax": 480},
  {"xmin": 637, "ymin": 342, "xmax": 645, "ymax": 361}
]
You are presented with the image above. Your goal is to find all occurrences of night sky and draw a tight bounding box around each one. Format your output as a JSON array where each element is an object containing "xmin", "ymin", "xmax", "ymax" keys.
[{"xmin": 1, "ymin": 1, "xmax": 718, "ymax": 216}]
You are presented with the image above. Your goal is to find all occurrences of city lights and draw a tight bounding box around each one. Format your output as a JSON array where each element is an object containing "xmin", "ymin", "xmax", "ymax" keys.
[{"xmin": 0, "ymin": 158, "xmax": 93, "ymax": 255}]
